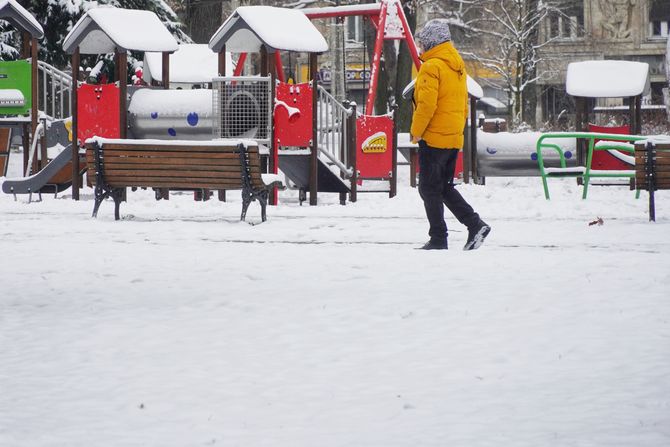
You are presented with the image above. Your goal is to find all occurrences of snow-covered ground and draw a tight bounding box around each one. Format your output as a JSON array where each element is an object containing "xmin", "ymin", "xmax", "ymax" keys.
[{"xmin": 1, "ymin": 153, "xmax": 668, "ymax": 446}]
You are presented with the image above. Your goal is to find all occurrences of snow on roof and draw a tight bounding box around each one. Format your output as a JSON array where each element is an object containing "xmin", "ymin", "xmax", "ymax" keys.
[
  {"xmin": 144, "ymin": 44, "xmax": 234, "ymax": 84},
  {"xmin": 479, "ymin": 96, "xmax": 506, "ymax": 109},
  {"xmin": 467, "ymin": 75, "xmax": 483, "ymax": 99},
  {"xmin": 402, "ymin": 74, "xmax": 483, "ymax": 99},
  {"xmin": 63, "ymin": 7, "xmax": 179, "ymax": 55},
  {"xmin": 566, "ymin": 60, "xmax": 650, "ymax": 98},
  {"xmin": 209, "ymin": 6, "xmax": 328, "ymax": 54},
  {"xmin": 0, "ymin": 0, "xmax": 43, "ymax": 38}
]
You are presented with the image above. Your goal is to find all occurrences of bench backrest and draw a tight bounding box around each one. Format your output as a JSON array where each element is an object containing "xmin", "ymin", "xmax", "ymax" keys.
[
  {"xmin": 635, "ymin": 142, "xmax": 670, "ymax": 191},
  {"xmin": 85, "ymin": 141, "xmax": 264, "ymax": 190}
]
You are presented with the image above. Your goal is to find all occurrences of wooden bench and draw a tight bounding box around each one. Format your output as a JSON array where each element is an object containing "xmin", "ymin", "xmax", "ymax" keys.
[
  {"xmin": 635, "ymin": 140, "xmax": 670, "ymax": 221},
  {"xmin": 85, "ymin": 138, "xmax": 280, "ymax": 222}
]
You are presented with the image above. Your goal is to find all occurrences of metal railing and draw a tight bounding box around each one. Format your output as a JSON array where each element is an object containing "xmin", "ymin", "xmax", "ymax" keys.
[
  {"xmin": 317, "ymin": 85, "xmax": 354, "ymax": 177},
  {"xmin": 37, "ymin": 61, "xmax": 73, "ymax": 121}
]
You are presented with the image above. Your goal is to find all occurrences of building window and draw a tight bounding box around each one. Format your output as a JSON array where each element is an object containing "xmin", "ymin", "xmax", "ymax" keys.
[
  {"xmin": 547, "ymin": 3, "xmax": 584, "ymax": 40},
  {"xmin": 650, "ymin": 0, "xmax": 670, "ymax": 38},
  {"xmin": 346, "ymin": 16, "xmax": 364, "ymax": 47}
]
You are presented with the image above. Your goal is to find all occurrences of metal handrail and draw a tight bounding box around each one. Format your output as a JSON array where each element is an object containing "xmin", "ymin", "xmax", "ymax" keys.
[
  {"xmin": 317, "ymin": 85, "xmax": 353, "ymax": 177},
  {"xmin": 37, "ymin": 61, "xmax": 73, "ymax": 120},
  {"xmin": 536, "ymin": 132, "xmax": 646, "ymax": 199}
]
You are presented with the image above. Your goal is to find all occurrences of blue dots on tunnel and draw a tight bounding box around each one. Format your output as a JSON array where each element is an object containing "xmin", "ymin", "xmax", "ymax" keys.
[
  {"xmin": 151, "ymin": 112, "xmax": 158, "ymax": 119},
  {"xmin": 168, "ymin": 128, "xmax": 176, "ymax": 137},
  {"xmin": 187, "ymin": 112, "xmax": 199, "ymax": 126}
]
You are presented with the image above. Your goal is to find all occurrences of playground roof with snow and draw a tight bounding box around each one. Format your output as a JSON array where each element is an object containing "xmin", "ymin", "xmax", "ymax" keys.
[
  {"xmin": 63, "ymin": 7, "xmax": 179, "ymax": 55},
  {"xmin": 209, "ymin": 6, "xmax": 328, "ymax": 54},
  {"xmin": 143, "ymin": 44, "xmax": 234, "ymax": 84},
  {"xmin": 566, "ymin": 60, "xmax": 650, "ymax": 98},
  {"xmin": 0, "ymin": 0, "xmax": 43, "ymax": 38}
]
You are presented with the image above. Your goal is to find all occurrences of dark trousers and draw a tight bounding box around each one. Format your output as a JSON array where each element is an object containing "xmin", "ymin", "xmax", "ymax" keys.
[{"xmin": 418, "ymin": 141, "xmax": 480, "ymax": 243}]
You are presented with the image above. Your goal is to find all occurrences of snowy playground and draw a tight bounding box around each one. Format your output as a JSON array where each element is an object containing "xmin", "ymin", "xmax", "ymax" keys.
[
  {"xmin": 1, "ymin": 160, "xmax": 669, "ymax": 446},
  {"xmin": 1, "ymin": 0, "xmax": 669, "ymax": 446}
]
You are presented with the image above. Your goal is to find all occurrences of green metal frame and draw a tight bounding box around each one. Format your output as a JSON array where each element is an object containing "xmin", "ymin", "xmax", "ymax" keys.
[
  {"xmin": 536, "ymin": 132, "xmax": 646, "ymax": 199},
  {"xmin": 0, "ymin": 60, "xmax": 32, "ymax": 116}
]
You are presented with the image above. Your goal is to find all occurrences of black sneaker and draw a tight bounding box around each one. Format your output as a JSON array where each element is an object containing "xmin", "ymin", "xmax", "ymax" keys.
[
  {"xmin": 463, "ymin": 221, "xmax": 491, "ymax": 251},
  {"xmin": 419, "ymin": 240, "xmax": 448, "ymax": 250}
]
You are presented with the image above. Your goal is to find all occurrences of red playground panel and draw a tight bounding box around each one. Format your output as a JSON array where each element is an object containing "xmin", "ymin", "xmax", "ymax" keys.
[
  {"xmin": 587, "ymin": 123, "xmax": 631, "ymax": 171},
  {"xmin": 454, "ymin": 150, "xmax": 464, "ymax": 180},
  {"xmin": 274, "ymin": 82, "xmax": 313, "ymax": 148},
  {"xmin": 77, "ymin": 84, "xmax": 120, "ymax": 145},
  {"xmin": 356, "ymin": 115, "xmax": 394, "ymax": 179}
]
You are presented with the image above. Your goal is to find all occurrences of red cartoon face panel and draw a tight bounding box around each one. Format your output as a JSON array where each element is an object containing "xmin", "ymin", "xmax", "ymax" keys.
[
  {"xmin": 356, "ymin": 115, "xmax": 394, "ymax": 179},
  {"xmin": 274, "ymin": 82, "xmax": 313, "ymax": 148},
  {"xmin": 77, "ymin": 83, "xmax": 120, "ymax": 146}
]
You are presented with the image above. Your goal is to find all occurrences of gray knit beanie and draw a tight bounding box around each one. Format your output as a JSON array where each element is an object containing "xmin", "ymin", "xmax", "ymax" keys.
[{"xmin": 415, "ymin": 19, "xmax": 452, "ymax": 51}]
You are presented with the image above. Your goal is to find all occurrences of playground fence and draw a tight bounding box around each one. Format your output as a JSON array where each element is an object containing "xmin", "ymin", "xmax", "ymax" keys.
[
  {"xmin": 37, "ymin": 61, "xmax": 72, "ymax": 121},
  {"xmin": 317, "ymin": 85, "xmax": 353, "ymax": 177}
]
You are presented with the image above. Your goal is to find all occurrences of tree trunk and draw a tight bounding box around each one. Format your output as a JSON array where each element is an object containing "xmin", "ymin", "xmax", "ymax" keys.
[{"xmin": 395, "ymin": 3, "xmax": 416, "ymax": 132}]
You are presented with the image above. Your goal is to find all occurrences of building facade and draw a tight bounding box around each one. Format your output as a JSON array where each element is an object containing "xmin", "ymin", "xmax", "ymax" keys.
[{"xmin": 537, "ymin": 0, "xmax": 669, "ymax": 127}]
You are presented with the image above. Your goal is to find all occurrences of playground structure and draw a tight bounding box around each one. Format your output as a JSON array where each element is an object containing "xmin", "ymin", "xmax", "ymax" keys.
[
  {"xmin": 0, "ymin": 1, "xmax": 663, "ymax": 211},
  {"xmin": 535, "ymin": 60, "xmax": 651, "ymax": 199},
  {"xmin": 0, "ymin": 0, "xmax": 42, "ymax": 179},
  {"xmin": 2, "ymin": 2, "xmax": 413, "ymax": 208},
  {"xmin": 207, "ymin": 2, "xmax": 421, "ymax": 205},
  {"xmin": 468, "ymin": 60, "xmax": 653, "ymax": 191}
]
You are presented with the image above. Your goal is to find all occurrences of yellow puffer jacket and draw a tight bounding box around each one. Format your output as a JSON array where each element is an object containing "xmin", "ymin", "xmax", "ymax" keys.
[{"xmin": 410, "ymin": 41, "xmax": 468, "ymax": 149}]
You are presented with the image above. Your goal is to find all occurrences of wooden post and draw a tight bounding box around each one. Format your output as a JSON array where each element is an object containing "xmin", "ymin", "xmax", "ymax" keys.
[
  {"xmin": 390, "ymin": 105, "xmax": 397, "ymax": 198},
  {"xmin": 118, "ymin": 51, "xmax": 127, "ymax": 139},
  {"xmin": 260, "ymin": 46, "xmax": 268, "ymax": 76},
  {"xmin": 348, "ymin": 102, "xmax": 358, "ymax": 203},
  {"xmin": 467, "ymin": 95, "xmax": 478, "ymax": 184},
  {"xmin": 218, "ymin": 45, "xmax": 226, "ymax": 76},
  {"xmin": 31, "ymin": 37, "xmax": 38, "ymax": 156},
  {"xmin": 575, "ymin": 96, "xmax": 587, "ymax": 167},
  {"xmin": 71, "ymin": 48, "xmax": 80, "ymax": 200},
  {"xmin": 21, "ymin": 124, "xmax": 29, "ymax": 176},
  {"xmin": 162, "ymin": 52, "xmax": 170, "ymax": 90},
  {"xmin": 268, "ymin": 49, "xmax": 277, "ymax": 206},
  {"xmin": 217, "ymin": 46, "xmax": 227, "ymax": 202},
  {"xmin": 309, "ymin": 52, "xmax": 318, "ymax": 206},
  {"xmin": 20, "ymin": 32, "xmax": 30, "ymax": 174},
  {"xmin": 161, "ymin": 51, "xmax": 171, "ymax": 200},
  {"xmin": 410, "ymin": 148, "xmax": 417, "ymax": 188},
  {"xmin": 632, "ymin": 95, "xmax": 642, "ymax": 135}
]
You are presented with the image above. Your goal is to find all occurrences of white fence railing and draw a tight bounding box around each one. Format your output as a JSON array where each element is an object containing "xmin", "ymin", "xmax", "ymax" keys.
[
  {"xmin": 317, "ymin": 85, "xmax": 353, "ymax": 177},
  {"xmin": 37, "ymin": 61, "xmax": 73, "ymax": 121}
]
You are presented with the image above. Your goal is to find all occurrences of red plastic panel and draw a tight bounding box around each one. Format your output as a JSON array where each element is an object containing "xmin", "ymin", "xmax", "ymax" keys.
[
  {"xmin": 587, "ymin": 124, "xmax": 631, "ymax": 170},
  {"xmin": 356, "ymin": 115, "xmax": 394, "ymax": 179},
  {"xmin": 77, "ymin": 84, "xmax": 120, "ymax": 146},
  {"xmin": 274, "ymin": 82, "xmax": 313, "ymax": 148}
]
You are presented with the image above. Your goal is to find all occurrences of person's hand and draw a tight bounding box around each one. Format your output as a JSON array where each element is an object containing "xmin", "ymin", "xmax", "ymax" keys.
[{"xmin": 411, "ymin": 135, "xmax": 420, "ymax": 144}]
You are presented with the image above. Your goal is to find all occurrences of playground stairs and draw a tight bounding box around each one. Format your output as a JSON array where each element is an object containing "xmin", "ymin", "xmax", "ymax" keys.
[{"xmin": 277, "ymin": 85, "xmax": 354, "ymax": 202}]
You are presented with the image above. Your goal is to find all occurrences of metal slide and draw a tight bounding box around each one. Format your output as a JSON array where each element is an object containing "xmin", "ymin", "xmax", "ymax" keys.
[
  {"xmin": 2, "ymin": 145, "xmax": 74, "ymax": 196},
  {"xmin": 278, "ymin": 152, "xmax": 350, "ymax": 195}
]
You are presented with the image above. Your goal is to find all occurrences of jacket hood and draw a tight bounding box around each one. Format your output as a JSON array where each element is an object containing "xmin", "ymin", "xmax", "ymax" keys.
[{"xmin": 419, "ymin": 41, "xmax": 465, "ymax": 75}]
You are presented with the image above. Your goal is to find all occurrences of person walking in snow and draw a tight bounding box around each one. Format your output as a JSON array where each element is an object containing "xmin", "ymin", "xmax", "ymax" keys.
[{"xmin": 410, "ymin": 19, "xmax": 491, "ymax": 250}]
